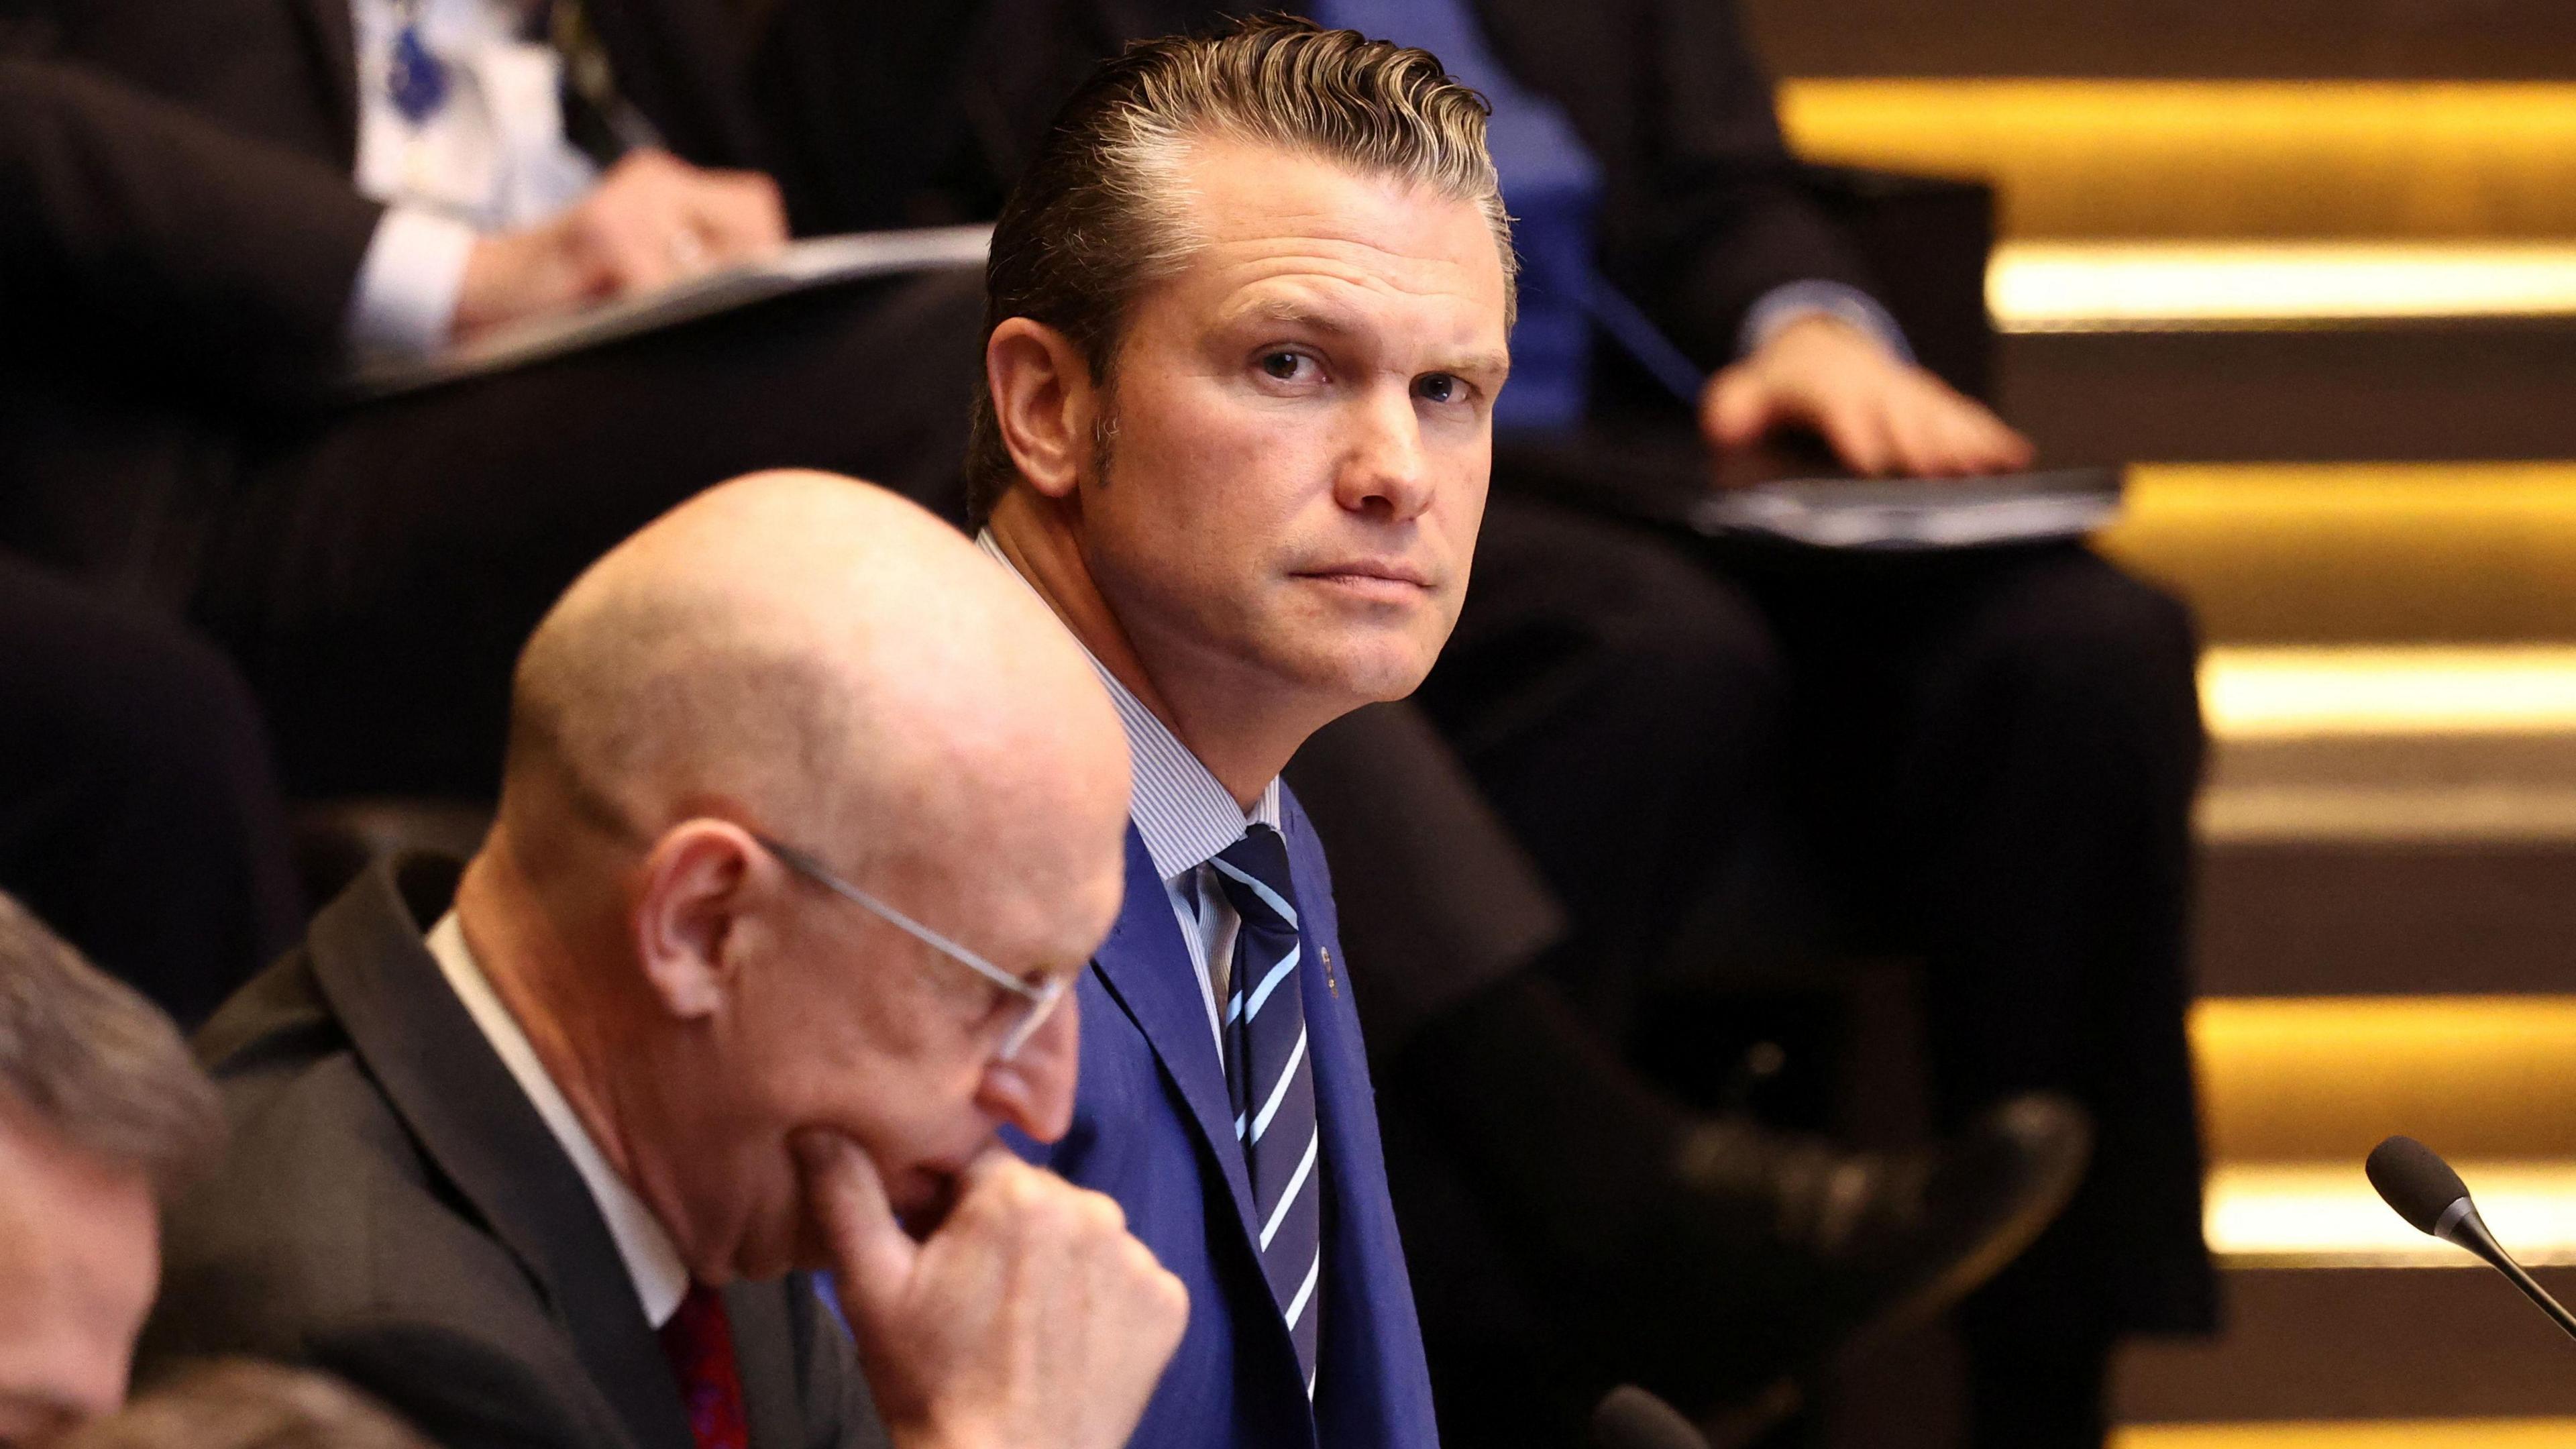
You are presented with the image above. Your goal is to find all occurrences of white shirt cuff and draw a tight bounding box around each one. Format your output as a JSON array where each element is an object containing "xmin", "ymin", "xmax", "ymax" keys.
[
  {"xmin": 1738, "ymin": 279, "xmax": 1915, "ymax": 365},
  {"xmin": 345, "ymin": 204, "xmax": 480, "ymax": 360}
]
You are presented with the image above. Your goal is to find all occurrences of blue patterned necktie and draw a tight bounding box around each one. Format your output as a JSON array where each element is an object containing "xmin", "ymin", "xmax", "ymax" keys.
[{"xmin": 1214, "ymin": 824, "xmax": 1324, "ymax": 1389}]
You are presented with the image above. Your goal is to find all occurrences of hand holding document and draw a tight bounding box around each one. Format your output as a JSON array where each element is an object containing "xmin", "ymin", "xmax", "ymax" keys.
[
  {"xmin": 1507, "ymin": 429, "xmax": 2123, "ymax": 551},
  {"xmin": 350, "ymin": 225, "xmax": 994, "ymax": 398}
]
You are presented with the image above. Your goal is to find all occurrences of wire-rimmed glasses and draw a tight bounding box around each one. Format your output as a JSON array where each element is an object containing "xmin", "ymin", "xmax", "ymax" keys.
[{"xmin": 751, "ymin": 833, "xmax": 1069, "ymax": 1061}]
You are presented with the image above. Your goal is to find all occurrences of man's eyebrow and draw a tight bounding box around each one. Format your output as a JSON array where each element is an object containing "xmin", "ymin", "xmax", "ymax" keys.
[
  {"xmin": 1230, "ymin": 298, "xmax": 1511, "ymax": 376},
  {"xmin": 1234, "ymin": 296, "xmax": 1362, "ymax": 334},
  {"xmin": 1435, "ymin": 350, "xmax": 1514, "ymax": 380}
]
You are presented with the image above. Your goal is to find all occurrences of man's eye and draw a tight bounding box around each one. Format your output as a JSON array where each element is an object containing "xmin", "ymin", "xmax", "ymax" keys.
[
  {"xmin": 1415, "ymin": 373, "xmax": 1462, "ymax": 405},
  {"xmin": 1261, "ymin": 352, "xmax": 1311, "ymax": 381}
]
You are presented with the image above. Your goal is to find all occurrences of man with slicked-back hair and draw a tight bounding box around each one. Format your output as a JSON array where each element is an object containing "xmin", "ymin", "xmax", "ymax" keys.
[{"xmin": 971, "ymin": 21, "xmax": 1512, "ymax": 1447}]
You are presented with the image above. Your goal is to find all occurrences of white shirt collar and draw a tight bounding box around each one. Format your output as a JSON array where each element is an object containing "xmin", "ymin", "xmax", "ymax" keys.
[
  {"xmin": 975, "ymin": 531, "xmax": 1281, "ymax": 884},
  {"xmin": 425, "ymin": 912, "xmax": 691, "ymax": 1328}
]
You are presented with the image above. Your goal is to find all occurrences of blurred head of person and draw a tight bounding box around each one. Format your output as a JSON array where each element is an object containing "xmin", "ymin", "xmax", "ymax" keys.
[
  {"xmin": 54, "ymin": 1362, "xmax": 427, "ymax": 1449},
  {"xmin": 0, "ymin": 896, "xmax": 223, "ymax": 1446},
  {"xmin": 449, "ymin": 471, "xmax": 1130, "ymax": 1285},
  {"xmin": 970, "ymin": 18, "xmax": 1516, "ymax": 790}
]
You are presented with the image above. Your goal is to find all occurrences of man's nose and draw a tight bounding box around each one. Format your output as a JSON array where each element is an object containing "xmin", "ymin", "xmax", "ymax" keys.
[
  {"xmin": 977, "ymin": 987, "xmax": 1081, "ymax": 1143},
  {"xmin": 1334, "ymin": 388, "xmax": 1434, "ymax": 523}
]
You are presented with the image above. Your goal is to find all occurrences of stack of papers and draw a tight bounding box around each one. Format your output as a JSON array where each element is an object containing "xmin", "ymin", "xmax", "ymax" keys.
[
  {"xmin": 1690, "ymin": 467, "xmax": 2125, "ymax": 549},
  {"xmin": 348, "ymin": 225, "xmax": 994, "ymax": 398}
]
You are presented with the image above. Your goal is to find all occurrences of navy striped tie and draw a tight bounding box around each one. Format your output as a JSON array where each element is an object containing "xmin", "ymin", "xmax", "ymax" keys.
[{"xmin": 1214, "ymin": 824, "xmax": 1323, "ymax": 1388}]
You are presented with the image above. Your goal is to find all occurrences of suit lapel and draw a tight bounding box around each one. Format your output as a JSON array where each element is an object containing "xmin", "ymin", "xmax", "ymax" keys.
[
  {"xmin": 307, "ymin": 859, "xmax": 696, "ymax": 1449},
  {"xmin": 278, "ymin": 0, "xmax": 359, "ymax": 159},
  {"xmin": 725, "ymin": 1281, "xmax": 802, "ymax": 1449},
  {"xmin": 1084, "ymin": 828, "xmax": 1264, "ymax": 1251},
  {"xmin": 1281, "ymin": 798, "xmax": 1442, "ymax": 1446}
]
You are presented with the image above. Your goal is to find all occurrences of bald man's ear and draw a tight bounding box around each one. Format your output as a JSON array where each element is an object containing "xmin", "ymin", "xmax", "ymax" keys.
[
  {"xmin": 633, "ymin": 820, "xmax": 761, "ymax": 1020},
  {"xmin": 987, "ymin": 317, "xmax": 1099, "ymax": 501}
]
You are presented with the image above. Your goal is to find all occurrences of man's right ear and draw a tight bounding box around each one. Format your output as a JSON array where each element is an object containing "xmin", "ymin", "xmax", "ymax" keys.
[{"xmin": 985, "ymin": 318, "xmax": 1098, "ymax": 502}]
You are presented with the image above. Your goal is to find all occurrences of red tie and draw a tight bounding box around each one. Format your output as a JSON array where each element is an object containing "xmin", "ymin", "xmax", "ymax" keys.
[{"xmin": 659, "ymin": 1285, "xmax": 749, "ymax": 1449}]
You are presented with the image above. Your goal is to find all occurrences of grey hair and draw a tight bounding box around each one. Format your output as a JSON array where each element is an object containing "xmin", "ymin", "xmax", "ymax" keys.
[
  {"xmin": 0, "ymin": 891, "xmax": 223, "ymax": 1200},
  {"xmin": 62, "ymin": 1362, "xmax": 433, "ymax": 1449}
]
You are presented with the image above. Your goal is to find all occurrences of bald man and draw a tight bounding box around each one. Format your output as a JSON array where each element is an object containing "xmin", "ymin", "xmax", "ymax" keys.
[{"xmin": 140, "ymin": 472, "xmax": 1187, "ymax": 1449}]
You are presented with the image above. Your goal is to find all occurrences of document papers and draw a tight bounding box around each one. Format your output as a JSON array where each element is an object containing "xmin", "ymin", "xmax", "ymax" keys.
[
  {"xmin": 1503, "ymin": 430, "xmax": 2125, "ymax": 552},
  {"xmin": 1689, "ymin": 466, "xmax": 2125, "ymax": 550},
  {"xmin": 347, "ymin": 225, "xmax": 994, "ymax": 398}
]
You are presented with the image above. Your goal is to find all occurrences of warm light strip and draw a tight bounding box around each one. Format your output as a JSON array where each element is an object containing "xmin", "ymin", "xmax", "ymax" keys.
[
  {"xmin": 1778, "ymin": 80, "xmax": 2576, "ymax": 243},
  {"xmin": 2202, "ymin": 647, "xmax": 2576, "ymax": 739},
  {"xmin": 2114, "ymin": 1420, "xmax": 2576, "ymax": 1448},
  {"xmin": 1990, "ymin": 242, "xmax": 2576, "ymax": 330},
  {"xmin": 2206, "ymin": 1161, "xmax": 2576, "ymax": 1267},
  {"xmin": 2197, "ymin": 786, "xmax": 2576, "ymax": 845},
  {"xmin": 1779, "ymin": 80, "xmax": 2576, "ymax": 168}
]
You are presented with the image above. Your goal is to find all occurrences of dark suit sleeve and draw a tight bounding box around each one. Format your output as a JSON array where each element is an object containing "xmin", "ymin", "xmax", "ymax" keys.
[
  {"xmin": 785, "ymin": 1277, "xmax": 892, "ymax": 1449},
  {"xmin": 1563, "ymin": 0, "xmax": 1880, "ymax": 368},
  {"xmin": 0, "ymin": 54, "xmax": 385, "ymax": 384},
  {"xmin": 304, "ymin": 1320, "xmax": 600, "ymax": 1449}
]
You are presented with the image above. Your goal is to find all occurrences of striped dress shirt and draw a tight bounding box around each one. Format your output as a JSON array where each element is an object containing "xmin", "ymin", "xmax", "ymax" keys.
[{"xmin": 974, "ymin": 531, "xmax": 1286, "ymax": 1047}]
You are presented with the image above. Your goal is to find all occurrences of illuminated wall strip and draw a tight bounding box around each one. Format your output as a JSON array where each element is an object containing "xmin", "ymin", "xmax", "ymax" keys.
[
  {"xmin": 2100, "ymin": 465, "xmax": 2576, "ymax": 647},
  {"xmin": 1778, "ymin": 80, "xmax": 2576, "ymax": 241},
  {"xmin": 2206, "ymin": 1162, "xmax": 2576, "ymax": 1267},
  {"xmin": 2197, "ymin": 786, "xmax": 2576, "ymax": 845},
  {"xmin": 2114, "ymin": 1421, "xmax": 2576, "ymax": 1449},
  {"xmin": 2202, "ymin": 647, "xmax": 2576, "ymax": 739},
  {"xmin": 2192, "ymin": 997, "xmax": 2576, "ymax": 1167},
  {"xmin": 1989, "ymin": 242, "xmax": 2576, "ymax": 331}
]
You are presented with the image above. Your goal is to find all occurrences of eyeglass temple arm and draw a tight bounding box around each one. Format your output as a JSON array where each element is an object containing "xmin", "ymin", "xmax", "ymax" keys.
[{"xmin": 755, "ymin": 835, "xmax": 1045, "ymax": 1002}]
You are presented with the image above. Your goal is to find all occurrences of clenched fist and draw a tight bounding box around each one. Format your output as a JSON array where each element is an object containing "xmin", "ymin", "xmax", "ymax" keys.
[{"xmin": 796, "ymin": 1130, "xmax": 1187, "ymax": 1449}]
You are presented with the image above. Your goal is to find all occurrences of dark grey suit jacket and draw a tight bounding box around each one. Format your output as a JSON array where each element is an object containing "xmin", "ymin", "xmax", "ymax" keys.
[{"xmin": 138, "ymin": 854, "xmax": 890, "ymax": 1449}]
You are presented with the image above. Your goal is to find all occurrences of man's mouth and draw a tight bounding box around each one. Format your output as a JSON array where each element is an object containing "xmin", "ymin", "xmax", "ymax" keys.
[{"xmin": 1293, "ymin": 559, "xmax": 1436, "ymax": 592}]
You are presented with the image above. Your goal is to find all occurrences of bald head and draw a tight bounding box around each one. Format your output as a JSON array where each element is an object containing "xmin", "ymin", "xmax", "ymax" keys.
[
  {"xmin": 458, "ymin": 472, "xmax": 1132, "ymax": 1280},
  {"xmin": 500, "ymin": 470, "xmax": 1127, "ymax": 910}
]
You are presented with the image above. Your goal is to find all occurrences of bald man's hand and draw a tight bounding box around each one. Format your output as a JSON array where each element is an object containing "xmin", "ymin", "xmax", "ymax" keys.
[
  {"xmin": 797, "ymin": 1132, "xmax": 1187, "ymax": 1449},
  {"xmin": 1702, "ymin": 312, "xmax": 2033, "ymax": 478}
]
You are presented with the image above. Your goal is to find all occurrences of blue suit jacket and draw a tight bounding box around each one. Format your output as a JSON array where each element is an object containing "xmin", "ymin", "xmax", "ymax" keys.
[{"xmin": 1012, "ymin": 792, "xmax": 1440, "ymax": 1448}]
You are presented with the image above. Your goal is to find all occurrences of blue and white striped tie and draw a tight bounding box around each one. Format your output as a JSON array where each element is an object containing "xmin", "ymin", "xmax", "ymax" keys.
[{"xmin": 1214, "ymin": 824, "xmax": 1323, "ymax": 1389}]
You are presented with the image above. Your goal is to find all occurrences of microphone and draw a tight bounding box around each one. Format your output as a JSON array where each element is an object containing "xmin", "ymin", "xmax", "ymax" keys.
[
  {"xmin": 1589, "ymin": 1385, "xmax": 1713, "ymax": 1449},
  {"xmin": 2367, "ymin": 1135, "xmax": 2576, "ymax": 1342}
]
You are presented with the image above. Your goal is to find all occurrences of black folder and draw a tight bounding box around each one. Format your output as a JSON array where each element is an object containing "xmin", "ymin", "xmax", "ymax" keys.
[{"xmin": 1501, "ymin": 429, "xmax": 2123, "ymax": 551}]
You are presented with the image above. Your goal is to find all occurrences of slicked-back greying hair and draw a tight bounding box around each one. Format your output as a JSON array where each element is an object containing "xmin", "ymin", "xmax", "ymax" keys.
[
  {"xmin": 963, "ymin": 14, "xmax": 1518, "ymax": 526},
  {"xmin": 0, "ymin": 890, "xmax": 222, "ymax": 1200}
]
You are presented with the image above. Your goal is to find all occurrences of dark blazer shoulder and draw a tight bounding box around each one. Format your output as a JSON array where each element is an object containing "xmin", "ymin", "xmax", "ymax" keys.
[
  {"xmin": 147, "ymin": 927, "xmax": 628, "ymax": 1446},
  {"xmin": 156, "ymin": 857, "xmax": 889, "ymax": 1449}
]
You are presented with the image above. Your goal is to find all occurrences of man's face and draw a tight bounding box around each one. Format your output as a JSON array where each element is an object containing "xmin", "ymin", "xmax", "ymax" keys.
[
  {"xmin": 711, "ymin": 825, "xmax": 1124, "ymax": 1275},
  {"xmin": 0, "ymin": 1106, "xmax": 158, "ymax": 1446},
  {"xmin": 1077, "ymin": 138, "xmax": 1511, "ymax": 714}
]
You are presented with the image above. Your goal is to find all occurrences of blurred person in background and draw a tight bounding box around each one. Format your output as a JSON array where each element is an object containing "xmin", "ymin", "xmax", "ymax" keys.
[
  {"xmin": 0, "ymin": 0, "xmax": 989, "ymax": 800},
  {"xmin": 0, "ymin": 891, "xmax": 225, "ymax": 1447},
  {"xmin": 0, "ymin": 552, "xmax": 301, "ymax": 1026},
  {"xmin": 56, "ymin": 1363, "xmax": 432, "ymax": 1449}
]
